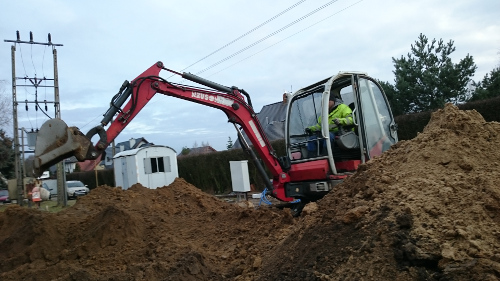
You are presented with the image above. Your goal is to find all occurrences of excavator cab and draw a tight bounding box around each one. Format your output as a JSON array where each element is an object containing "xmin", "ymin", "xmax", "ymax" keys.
[{"xmin": 283, "ymin": 72, "xmax": 398, "ymax": 199}]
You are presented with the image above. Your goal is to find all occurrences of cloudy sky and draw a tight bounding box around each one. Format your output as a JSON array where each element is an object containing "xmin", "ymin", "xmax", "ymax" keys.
[{"xmin": 1, "ymin": 0, "xmax": 499, "ymax": 153}]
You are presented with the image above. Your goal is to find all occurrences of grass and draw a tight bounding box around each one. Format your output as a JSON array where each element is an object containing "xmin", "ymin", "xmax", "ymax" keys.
[{"xmin": 0, "ymin": 198, "xmax": 76, "ymax": 213}]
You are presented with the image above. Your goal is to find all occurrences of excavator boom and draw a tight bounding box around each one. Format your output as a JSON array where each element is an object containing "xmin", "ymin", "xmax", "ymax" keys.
[{"xmin": 33, "ymin": 61, "xmax": 292, "ymax": 202}]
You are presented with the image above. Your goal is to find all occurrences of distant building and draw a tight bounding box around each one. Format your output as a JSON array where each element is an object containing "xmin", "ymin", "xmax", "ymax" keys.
[
  {"xmin": 63, "ymin": 157, "xmax": 79, "ymax": 173},
  {"xmin": 232, "ymin": 100, "xmax": 287, "ymax": 149},
  {"xmin": 102, "ymin": 137, "xmax": 153, "ymax": 169},
  {"xmin": 178, "ymin": 145, "xmax": 217, "ymax": 157}
]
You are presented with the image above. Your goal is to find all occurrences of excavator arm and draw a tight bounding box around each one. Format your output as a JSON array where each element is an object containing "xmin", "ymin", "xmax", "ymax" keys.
[{"xmin": 33, "ymin": 61, "xmax": 292, "ymax": 201}]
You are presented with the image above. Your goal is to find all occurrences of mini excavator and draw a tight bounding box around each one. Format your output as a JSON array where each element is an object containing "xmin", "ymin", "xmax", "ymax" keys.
[{"xmin": 33, "ymin": 61, "xmax": 398, "ymax": 214}]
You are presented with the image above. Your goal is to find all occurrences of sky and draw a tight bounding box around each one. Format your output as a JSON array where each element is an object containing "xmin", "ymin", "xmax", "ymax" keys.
[{"xmin": 1, "ymin": 0, "xmax": 499, "ymax": 154}]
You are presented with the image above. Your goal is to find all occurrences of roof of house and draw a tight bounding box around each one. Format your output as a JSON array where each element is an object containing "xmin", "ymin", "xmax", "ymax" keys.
[
  {"xmin": 102, "ymin": 137, "xmax": 153, "ymax": 168},
  {"xmin": 113, "ymin": 145, "xmax": 176, "ymax": 158},
  {"xmin": 178, "ymin": 145, "xmax": 217, "ymax": 157},
  {"xmin": 232, "ymin": 101, "xmax": 287, "ymax": 149}
]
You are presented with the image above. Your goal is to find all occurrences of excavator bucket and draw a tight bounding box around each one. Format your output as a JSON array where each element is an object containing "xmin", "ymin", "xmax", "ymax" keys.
[{"xmin": 33, "ymin": 119, "xmax": 93, "ymax": 177}]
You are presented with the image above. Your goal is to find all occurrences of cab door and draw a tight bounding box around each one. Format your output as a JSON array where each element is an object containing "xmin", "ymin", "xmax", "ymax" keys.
[{"xmin": 353, "ymin": 75, "xmax": 398, "ymax": 159}]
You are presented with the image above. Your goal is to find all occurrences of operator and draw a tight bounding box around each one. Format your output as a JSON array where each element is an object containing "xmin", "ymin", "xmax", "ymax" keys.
[{"xmin": 305, "ymin": 95, "xmax": 353, "ymax": 153}]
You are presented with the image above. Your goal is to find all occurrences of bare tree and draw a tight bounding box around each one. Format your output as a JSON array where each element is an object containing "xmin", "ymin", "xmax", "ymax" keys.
[{"xmin": 0, "ymin": 80, "xmax": 11, "ymax": 129}]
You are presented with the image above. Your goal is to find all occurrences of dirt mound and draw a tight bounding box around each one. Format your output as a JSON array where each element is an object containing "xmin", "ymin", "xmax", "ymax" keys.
[
  {"xmin": 0, "ymin": 179, "xmax": 295, "ymax": 280},
  {"xmin": 255, "ymin": 104, "xmax": 500, "ymax": 280},
  {"xmin": 1, "ymin": 104, "xmax": 499, "ymax": 280}
]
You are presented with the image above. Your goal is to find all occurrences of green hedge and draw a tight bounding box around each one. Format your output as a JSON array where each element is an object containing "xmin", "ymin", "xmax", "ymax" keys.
[
  {"xmin": 66, "ymin": 169, "xmax": 115, "ymax": 190},
  {"xmin": 395, "ymin": 97, "xmax": 500, "ymax": 140},
  {"xmin": 178, "ymin": 139, "xmax": 286, "ymax": 194}
]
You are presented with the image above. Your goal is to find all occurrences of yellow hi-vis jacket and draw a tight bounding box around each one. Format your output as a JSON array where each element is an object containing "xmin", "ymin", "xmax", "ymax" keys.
[{"xmin": 308, "ymin": 103, "xmax": 353, "ymax": 133}]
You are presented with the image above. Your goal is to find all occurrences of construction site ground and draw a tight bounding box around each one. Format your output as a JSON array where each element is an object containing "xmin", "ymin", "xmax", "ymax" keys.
[{"xmin": 1, "ymin": 104, "xmax": 499, "ymax": 281}]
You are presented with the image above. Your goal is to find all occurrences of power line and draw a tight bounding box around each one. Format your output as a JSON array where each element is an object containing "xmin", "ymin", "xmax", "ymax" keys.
[
  {"xmin": 196, "ymin": 0, "xmax": 340, "ymax": 75},
  {"xmin": 30, "ymin": 44, "xmax": 37, "ymax": 76},
  {"xmin": 206, "ymin": 0, "xmax": 365, "ymax": 78},
  {"xmin": 179, "ymin": 0, "xmax": 308, "ymax": 73}
]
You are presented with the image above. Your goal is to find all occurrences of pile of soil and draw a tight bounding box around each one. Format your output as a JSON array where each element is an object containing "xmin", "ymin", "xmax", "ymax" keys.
[{"xmin": 1, "ymin": 104, "xmax": 499, "ymax": 280}]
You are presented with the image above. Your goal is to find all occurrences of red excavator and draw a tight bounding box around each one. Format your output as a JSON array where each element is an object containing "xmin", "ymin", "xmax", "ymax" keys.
[{"xmin": 33, "ymin": 61, "xmax": 398, "ymax": 214}]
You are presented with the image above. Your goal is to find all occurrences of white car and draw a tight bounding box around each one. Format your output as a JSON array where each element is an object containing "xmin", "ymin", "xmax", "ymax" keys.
[{"xmin": 66, "ymin": 181, "xmax": 90, "ymax": 199}]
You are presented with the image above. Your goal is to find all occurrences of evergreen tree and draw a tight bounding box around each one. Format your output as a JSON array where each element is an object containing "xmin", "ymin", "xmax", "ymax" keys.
[
  {"xmin": 384, "ymin": 34, "xmax": 476, "ymax": 114},
  {"xmin": 469, "ymin": 67, "xmax": 500, "ymax": 101},
  {"xmin": 0, "ymin": 80, "xmax": 11, "ymax": 129},
  {"xmin": 0, "ymin": 129, "xmax": 15, "ymax": 179},
  {"xmin": 181, "ymin": 146, "xmax": 191, "ymax": 155}
]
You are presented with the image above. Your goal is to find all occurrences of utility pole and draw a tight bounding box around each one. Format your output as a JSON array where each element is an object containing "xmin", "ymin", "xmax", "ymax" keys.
[{"xmin": 4, "ymin": 31, "xmax": 64, "ymax": 206}]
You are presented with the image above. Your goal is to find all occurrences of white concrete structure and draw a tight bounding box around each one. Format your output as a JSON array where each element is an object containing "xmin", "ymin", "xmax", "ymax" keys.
[{"xmin": 113, "ymin": 145, "xmax": 178, "ymax": 190}]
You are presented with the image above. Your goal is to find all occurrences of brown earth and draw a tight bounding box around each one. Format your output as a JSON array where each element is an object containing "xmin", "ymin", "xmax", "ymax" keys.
[{"xmin": 1, "ymin": 103, "xmax": 500, "ymax": 281}]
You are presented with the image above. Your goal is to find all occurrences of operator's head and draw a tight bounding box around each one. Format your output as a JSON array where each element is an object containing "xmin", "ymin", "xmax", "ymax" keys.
[
  {"xmin": 329, "ymin": 96, "xmax": 343, "ymax": 111},
  {"xmin": 329, "ymin": 95, "xmax": 336, "ymax": 110}
]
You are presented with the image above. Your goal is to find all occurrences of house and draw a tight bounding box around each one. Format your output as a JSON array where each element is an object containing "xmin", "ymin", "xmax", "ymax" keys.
[
  {"xmin": 232, "ymin": 100, "xmax": 287, "ymax": 149},
  {"xmin": 102, "ymin": 137, "xmax": 152, "ymax": 169},
  {"xmin": 178, "ymin": 145, "xmax": 217, "ymax": 157},
  {"xmin": 113, "ymin": 145, "xmax": 178, "ymax": 190},
  {"xmin": 63, "ymin": 157, "xmax": 79, "ymax": 173}
]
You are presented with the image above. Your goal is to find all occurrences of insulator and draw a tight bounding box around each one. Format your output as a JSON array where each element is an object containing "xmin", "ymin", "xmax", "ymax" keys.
[
  {"xmin": 30, "ymin": 31, "xmax": 33, "ymax": 42},
  {"xmin": 16, "ymin": 30, "xmax": 20, "ymax": 41},
  {"xmin": 25, "ymin": 100, "xmax": 28, "ymax": 111},
  {"xmin": 48, "ymin": 33, "xmax": 52, "ymax": 43},
  {"xmin": 44, "ymin": 100, "xmax": 48, "ymax": 111}
]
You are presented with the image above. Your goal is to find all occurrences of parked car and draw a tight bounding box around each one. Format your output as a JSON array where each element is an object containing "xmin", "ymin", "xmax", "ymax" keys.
[
  {"xmin": 0, "ymin": 189, "xmax": 11, "ymax": 204},
  {"xmin": 66, "ymin": 181, "xmax": 90, "ymax": 199}
]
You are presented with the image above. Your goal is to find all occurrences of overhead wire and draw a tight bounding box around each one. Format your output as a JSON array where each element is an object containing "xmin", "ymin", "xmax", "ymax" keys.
[
  {"xmin": 17, "ymin": 43, "xmax": 34, "ymax": 129},
  {"xmin": 30, "ymin": 44, "xmax": 38, "ymax": 76},
  {"xmin": 178, "ymin": 0, "xmax": 307, "ymax": 74},
  {"xmin": 205, "ymin": 0, "xmax": 364, "ymax": 78},
  {"xmin": 36, "ymin": 45, "xmax": 53, "ymax": 121},
  {"xmin": 195, "ymin": 0, "xmax": 340, "ymax": 75}
]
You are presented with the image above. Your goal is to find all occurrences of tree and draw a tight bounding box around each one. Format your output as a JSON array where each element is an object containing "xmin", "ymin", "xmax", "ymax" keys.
[
  {"xmin": 181, "ymin": 146, "xmax": 191, "ymax": 155},
  {"xmin": 469, "ymin": 67, "xmax": 500, "ymax": 101},
  {"xmin": 378, "ymin": 80, "xmax": 404, "ymax": 117},
  {"xmin": 0, "ymin": 129, "xmax": 15, "ymax": 179},
  {"xmin": 226, "ymin": 136, "xmax": 233, "ymax": 150},
  {"xmin": 0, "ymin": 80, "xmax": 11, "ymax": 129},
  {"xmin": 23, "ymin": 155, "xmax": 34, "ymax": 177},
  {"xmin": 74, "ymin": 163, "xmax": 81, "ymax": 172},
  {"xmin": 384, "ymin": 34, "xmax": 477, "ymax": 114}
]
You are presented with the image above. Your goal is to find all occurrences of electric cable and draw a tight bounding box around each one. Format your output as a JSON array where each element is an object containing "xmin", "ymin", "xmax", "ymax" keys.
[
  {"xmin": 196, "ymin": 0, "xmax": 340, "ymax": 75},
  {"xmin": 30, "ymin": 44, "xmax": 37, "ymax": 76},
  {"xmin": 178, "ymin": 0, "xmax": 307, "ymax": 74},
  {"xmin": 259, "ymin": 188, "xmax": 273, "ymax": 206},
  {"xmin": 205, "ymin": 0, "xmax": 364, "ymax": 78},
  {"xmin": 17, "ymin": 43, "xmax": 28, "ymax": 77}
]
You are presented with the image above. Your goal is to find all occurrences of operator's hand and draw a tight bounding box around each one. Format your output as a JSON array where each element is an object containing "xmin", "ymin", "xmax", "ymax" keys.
[
  {"xmin": 305, "ymin": 128, "xmax": 312, "ymax": 135},
  {"xmin": 333, "ymin": 118, "xmax": 341, "ymax": 125}
]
